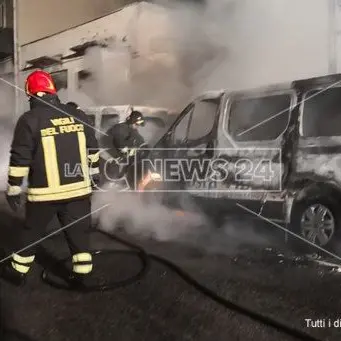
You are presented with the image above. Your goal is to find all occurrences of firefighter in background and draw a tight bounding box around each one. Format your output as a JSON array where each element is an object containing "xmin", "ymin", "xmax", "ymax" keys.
[
  {"xmin": 107, "ymin": 109, "xmax": 163, "ymax": 191},
  {"xmin": 110, "ymin": 109, "xmax": 147, "ymax": 158},
  {"xmin": 2, "ymin": 70, "xmax": 100, "ymax": 286},
  {"xmin": 106, "ymin": 109, "xmax": 148, "ymax": 187}
]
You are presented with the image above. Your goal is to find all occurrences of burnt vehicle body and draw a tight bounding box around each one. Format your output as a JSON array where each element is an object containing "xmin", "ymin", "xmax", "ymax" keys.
[{"xmin": 150, "ymin": 73, "xmax": 341, "ymax": 250}]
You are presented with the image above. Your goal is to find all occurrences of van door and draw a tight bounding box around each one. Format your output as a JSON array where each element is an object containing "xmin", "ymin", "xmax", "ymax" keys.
[
  {"xmin": 154, "ymin": 95, "xmax": 222, "ymax": 192},
  {"xmin": 217, "ymin": 89, "xmax": 297, "ymax": 217},
  {"xmin": 295, "ymin": 86, "xmax": 341, "ymax": 187}
]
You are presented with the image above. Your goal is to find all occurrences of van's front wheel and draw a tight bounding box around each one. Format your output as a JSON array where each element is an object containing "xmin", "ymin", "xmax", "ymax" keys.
[{"xmin": 290, "ymin": 197, "xmax": 340, "ymax": 254}]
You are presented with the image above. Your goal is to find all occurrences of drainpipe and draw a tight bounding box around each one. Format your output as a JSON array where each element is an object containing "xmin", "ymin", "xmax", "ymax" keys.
[
  {"xmin": 3, "ymin": 0, "xmax": 7, "ymax": 28},
  {"xmin": 13, "ymin": 0, "xmax": 20, "ymax": 121},
  {"xmin": 328, "ymin": 0, "xmax": 337, "ymax": 74}
]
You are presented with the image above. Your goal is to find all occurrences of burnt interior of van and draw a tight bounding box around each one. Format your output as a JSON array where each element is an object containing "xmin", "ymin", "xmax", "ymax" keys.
[
  {"xmin": 170, "ymin": 98, "xmax": 220, "ymax": 145},
  {"xmin": 301, "ymin": 87, "xmax": 341, "ymax": 137},
  {"xmin": 228, "ymin": 94, "xmax": 291, "ymax": 142}
]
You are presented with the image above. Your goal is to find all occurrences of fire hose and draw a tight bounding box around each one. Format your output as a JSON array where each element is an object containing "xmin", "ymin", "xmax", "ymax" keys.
[{"xmin": 41, "ymin": 228, "xmax": 323, "ymax": 341}]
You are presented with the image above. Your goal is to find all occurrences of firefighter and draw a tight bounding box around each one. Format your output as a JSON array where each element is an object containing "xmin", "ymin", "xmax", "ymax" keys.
[
  {"xmin": 2, "ymin": 70, "xmax": 100, "ymax": 287},
  {"xmin": 107, "ymin": 110, "xmax": 147, "ymax": 184},
  {"xmin": 110, "ymin": 109, "xmax": 147, "ymax": 158}
]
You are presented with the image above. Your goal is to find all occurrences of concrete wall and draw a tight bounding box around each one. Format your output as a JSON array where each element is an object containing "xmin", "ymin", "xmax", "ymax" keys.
[
  {"xmin": 19, "ymin": 3, "xmax": 139, "ymax": 68},
  {"xmin": 17, "ymin": 0, "xmax": 134, "ymax": 45}
]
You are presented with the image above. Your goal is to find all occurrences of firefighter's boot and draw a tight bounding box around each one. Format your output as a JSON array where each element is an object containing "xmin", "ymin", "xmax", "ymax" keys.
[
  {"xmin": 1, "ymin": 253, "xmax": 35, "ymax": 286},
  {"xmin": 1, "ymin": 263, "xmax": 27, "ymax": 287},
  {"xmin": 67, "ymin": 252, "xmax": 93, "ymax": 289}
]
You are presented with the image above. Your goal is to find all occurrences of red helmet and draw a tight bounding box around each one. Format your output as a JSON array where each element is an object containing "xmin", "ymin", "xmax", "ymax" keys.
[{"xmin": 25, "ymin": 70, "xmax": 57, "ymax": 96}]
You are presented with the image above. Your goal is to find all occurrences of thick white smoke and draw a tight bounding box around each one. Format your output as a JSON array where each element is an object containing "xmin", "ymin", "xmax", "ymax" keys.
[
  {"xmin": 57, "ymin": 88, "xmax": 96, "ymax": 108},
  {"xmin": 67, "ymin": 0, "xmax": 234, "ymax": 110},
  {"xmin": 91, "ymin": 183, "xmax": 271, "ymax": 252},
  {"xmin": 92, "ymin": 184, "xmax": 209, "ymax": 242},
  {"xmin": 67, "ymin": 0, "xmax": 330, "ymax": 111}
]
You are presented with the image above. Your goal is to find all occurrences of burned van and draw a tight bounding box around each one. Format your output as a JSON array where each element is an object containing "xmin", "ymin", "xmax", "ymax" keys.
[{"xmin": 151, "ymin": 73, "xmax": 341, "ymax": 250}]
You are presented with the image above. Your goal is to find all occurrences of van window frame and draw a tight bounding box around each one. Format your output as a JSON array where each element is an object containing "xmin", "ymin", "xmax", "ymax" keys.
[
  {"xmin": 169, "ymin": 95, "xmax": 222, "ymax": 145},
  {"xmin": 224, "ymin": 89, "xmax": 297, "ymax": 144},
  {"xmin": 299, "ymin": 86, "xmax": 341, "ymax": 138},
  {"xmin": 170, "ymin": 102, "xmax": 194, "ymax": 144},
  {"xmin": 186, "ymin": 96, "xmax": 222, "ymax": 143}
]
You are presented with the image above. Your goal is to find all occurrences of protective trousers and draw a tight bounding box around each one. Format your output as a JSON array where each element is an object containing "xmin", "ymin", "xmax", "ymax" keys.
[{"xmin": 10, "ymin": 197, "xmax": 93, "ymax": 276}]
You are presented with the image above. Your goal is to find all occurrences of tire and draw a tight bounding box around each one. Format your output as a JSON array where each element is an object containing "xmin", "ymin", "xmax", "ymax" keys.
[{"xmin": 289, "ymin": 196, "xmax": 341, "ymax": 255}]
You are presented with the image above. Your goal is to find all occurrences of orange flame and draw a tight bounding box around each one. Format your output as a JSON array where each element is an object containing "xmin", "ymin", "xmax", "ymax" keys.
[{"xmin": 137, "ymin": 171, "xmax": 162, "ymax": 191}]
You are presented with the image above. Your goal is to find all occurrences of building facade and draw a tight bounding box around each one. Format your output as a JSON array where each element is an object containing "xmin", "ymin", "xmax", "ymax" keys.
[
  {"xmin": 17, "ymin": 0, "xmax": 134, "ymax": 46},
  {"xmin": 0, "ymin": 0, "xmax": 140, "ymax": 118},
  {"xmin": 16, "ymin": 1, "xmax": 194, "ymax": 113}
]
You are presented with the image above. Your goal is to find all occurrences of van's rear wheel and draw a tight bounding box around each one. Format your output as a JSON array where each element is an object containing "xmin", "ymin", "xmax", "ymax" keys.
[
  {"xmin": 290, "ymin": 197, "xmax": 340, "ymax": 254},
  {"xmin": 300, "ymin": 203, "xmax": 335, "ymax": 245}
]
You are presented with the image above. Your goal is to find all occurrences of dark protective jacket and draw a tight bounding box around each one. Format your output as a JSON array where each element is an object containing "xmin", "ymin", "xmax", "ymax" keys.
[
  {"xmin": 108, "ymin": 122, "xmax": 146, "ymax": 154},
  {"xmin": 7, "ymin": 94, "xmax": 100, "ymax": 202},
  {"xmin": 109, "ymin": 122, "xmax": 146, "ymax": 156}
]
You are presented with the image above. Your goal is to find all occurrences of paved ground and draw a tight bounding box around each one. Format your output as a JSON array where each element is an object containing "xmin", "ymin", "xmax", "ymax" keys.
[{"xmin": 0, "ymin": 195, "xmax": 340, "ymax": 341}]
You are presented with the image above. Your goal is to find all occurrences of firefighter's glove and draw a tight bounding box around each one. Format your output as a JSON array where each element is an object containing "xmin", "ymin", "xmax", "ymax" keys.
[
  {"xmin": 120, "ymin": 147, "xmax": 129, "ymax": 155},
  {"xmin": 128, "ymin": 148, "xmax": 137, "ymax": 157},
  {"xmin": 120, "ymin": 147, "xmax": 137, "ymax": 157},
  {"xmin": 5, "ymin": 185, "xmax": 22, "ymax": 212}
]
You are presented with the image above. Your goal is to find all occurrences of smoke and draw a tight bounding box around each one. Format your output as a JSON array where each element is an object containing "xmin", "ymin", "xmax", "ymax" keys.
[
  {"xmin": 70, "ymin": 0, "xmax": 236, "ymax": 110},
  {"xmin": 68, "ymin": 0, "xmax": 329, "ymax": 111},
  {"xmin": 92, "ymin": 184, "xmax": 209, "ymax": 242},
  {"xmin": 57, "ymin": 88, "xmax": 96, "ymax": 108},
  {"xmin": 91, "ymin": 181, "xmax": 272, "ymax": 254}
]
